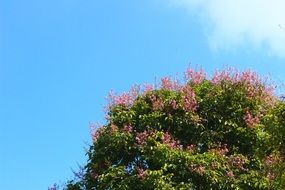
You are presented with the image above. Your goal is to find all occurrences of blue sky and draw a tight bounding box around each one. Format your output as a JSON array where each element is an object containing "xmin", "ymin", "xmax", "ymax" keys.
[{"xmin": 0, "ymin": 0, "xmax": 285, "ymax": 189}]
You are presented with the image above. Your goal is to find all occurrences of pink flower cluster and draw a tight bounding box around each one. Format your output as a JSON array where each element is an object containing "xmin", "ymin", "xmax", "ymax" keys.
[
  {"xmin": 227, "ymin": 171, "xmax": 234, "ymax": 178},
  {"xmin": 161, "ymin": 77, "xmax": 181, "ymax": 90},
  {"xmin": 162, "ymin": 132, "xmax": 182, "ymax": 150},
  {"xmin": 137, "ymin": 167, "xmax": 147, "ymax": 179},
  {"xmin": 186, "ymin": 144, "xmax": 196, "ymax": 153},
  {"xmin": 267, "ymin": 170, "xmax": 275, "ymax": 180},
  {"xmin": 265, "ymin": 155, "xmax": 275, "ymax": 166},
  {"xmin": 212, "ymin": 69, "xmax": 235, "ymax": 84},
  {"xmin": 211, "ymin": 161, "xmax": 218, "ymax": 169},
  {"xmin": 181, "ymin": 86, "xmax": 197, "ymax": 112},
  {"xmin": 240, "ymin": 70, "xmax": 260, "ymax": 85},
  {"xmin": 105, "ymin": 67, "xmax": 276, "ymax": 117},
  {"xmin": 108, "ymin": 92, "xmax": 134, "ymax": 107},
  {"xmin": 265, "ymin": 154, "xmax": 282, "ymax": 167},
  {"xmin": 210, "ymin": 144, "xmax": 229, "ymax": 156},
  {"xmin": 123, "ymin": 125, "xmax": 133, "ymax": 133},
  {"xmin": 170, "ymin": 99, "xmax": 178, "ymax": 110},
  {"xmin": 136, "ymin": 130, "xmax": 152, "ymax": 145},
  {"xmin": 150, "ymin": 94, "xmax": 164, "ymax": 111},
  {"xmin": 211, "ymin": 68, "xmax": 276, "ymax": 106},
  {"xmin": 195, "ymin": 166, "xmax": 205, "ymax": 174},
  {"xmin": 243, "ymin": 110, "xmax": 260, "ymax": 128},
  {"xmin": 264, "ymin": 154, "xmax": 282, "ymax": 180},
  {"xmin": 185, "ymin": 67, "xmax": 206, "ymax": 84},
  {"xmin": 107, "ymin": 85, "xmax": 140, "ymax": 108},
  {"xmin": 229, "ymin": 155, "xmax": 246, "ymax": 170},
  {"xmin": 190, "ymin": 164, "xmax": 206, "ymax": 174},
  {"xmin": 143, "ymin": 83, "xmax": 154, "ymax": 94},
  {"xmin": 91, "ymin": 124, "xmax": 105, "ymax": 143},
  {"xmin": 211, "ymin": 68, "xmax": 261, "ymax": 86},
  {"xmin": 110, "ymin": 124, "xmax": 118, "ymax": 133}
]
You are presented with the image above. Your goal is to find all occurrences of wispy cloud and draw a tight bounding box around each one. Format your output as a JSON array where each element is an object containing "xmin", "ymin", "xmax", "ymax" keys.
[{"xmin": 170, "ymin": 0, "xmax": 285, "ymax": 58}]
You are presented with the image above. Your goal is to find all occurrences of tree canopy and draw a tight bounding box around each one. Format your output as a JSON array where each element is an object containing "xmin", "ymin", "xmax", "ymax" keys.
[{"xmin": 63, "ymin": 67, "xmax": 285, "ymax": 190}]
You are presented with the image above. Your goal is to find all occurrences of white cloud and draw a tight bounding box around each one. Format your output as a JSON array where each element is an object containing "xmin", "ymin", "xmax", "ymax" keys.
[{"xmin": 170, "ymin": 0, "xmax": 285, "ymax": 57}]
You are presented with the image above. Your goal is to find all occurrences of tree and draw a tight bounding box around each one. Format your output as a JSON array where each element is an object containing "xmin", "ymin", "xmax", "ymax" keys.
[{"xmin": 64, "ymin": 67, "xmax": 285, "ymax": 189}]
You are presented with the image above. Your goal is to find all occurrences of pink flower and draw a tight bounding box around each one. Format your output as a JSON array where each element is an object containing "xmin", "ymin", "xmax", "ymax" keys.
[
  {"xmin": 110, "ymin": 124, "xmax": 118, "ymax": 133},
  {"xmin": 123, "ymin": 125, "xmax": 133, "ymax": 133},
  {"xmin": 211, "ymin": 68, "xmax": 239, "ymax": 84},
  {"xmin": 170, "ymin": 99, "xmax": 178, "ymax": 110},
  {"xmin": 241, "ymin": 70, "xmax": 260, "ymax": 85},
  {"xmin": 161, "ymin": 77, "xmax": 180, "ymax": 90},
  {"xmin": 229, "ymin": 155, "xmax": 246, "ymax": 170},
  {"xmin": 265, "ymin": 154, "xmax": 281, "ymax": 168},
  {"xmin": 227, "ymin": 171, "xmax": 234, "ymax": 178},
  {"xmin": 211, "ymin": 162, "xmax": 218, "ymax": 169},
  {"xmin": 218, "ymin": 144, "xmax": 229, "ymax": 155},
  {"xmin": 265, "ymin": 155, "xmax": 274, "ymax": 166},
  {"xmin": 193, "ymin": 165, "xmax": 205, "ymax": 174},
  {"xmin": 267, "ymin": 170, "xmax": 275, "ymax": 180},
  {"xmin": 161, "ymin": 77, "xmax": 172, "ymax": 90},
  {"xmin": 185, "ymin": 67, "xmax": 206, "ymax": 84},
  {"xmin": 162, "ymin": 132, "xmax": 182, "ymax": 150},
  {"xmin": 150, "ymin": 94, "xmax": 164, "ymax": 111},
  {"xmin": 181, "ymin": 86, "xmax": 197, "ymax": 112},
  {"xmin": 136, "ymin": 130, "xmax": 152, "ymax": 145},
  {"xmin": 210, "ymin": 144, "xmax": 229, "ymax": 156},
  {"xmin": 107, "ymin": 85, "xmax": 140, "ymax": 108},
  {"xmin": 244, "ymin": 110, "xmax": 260, "ymax": 128},
  {"xmin": 90, "ymin": 123, "xmax": 105, "ymax": 142},
  {"xmin": 186, "ymin": 144, "xmax": 196, "ymax": 152},
  {"xmin": 143, "ymin": 83, "xmax": 154, "ymax": 94},
  {"xmin": 213, "ymin": 71, "xmax": 229, "ymax": 84},
  {"xmin": 137, "ymin": 168, "xmax": 147, "ymax": 179}
]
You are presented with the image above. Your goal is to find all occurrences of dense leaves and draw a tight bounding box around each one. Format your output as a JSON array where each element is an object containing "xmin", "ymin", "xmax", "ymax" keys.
[{"xmin": 63, "ymin": 68, "xmax": 285, "ymax": 190}]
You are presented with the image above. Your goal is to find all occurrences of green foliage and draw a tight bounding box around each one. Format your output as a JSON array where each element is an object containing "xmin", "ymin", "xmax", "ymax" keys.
[{"xmin": 64, "ymin": 68, "xmax": 285, "ymax": 189}]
